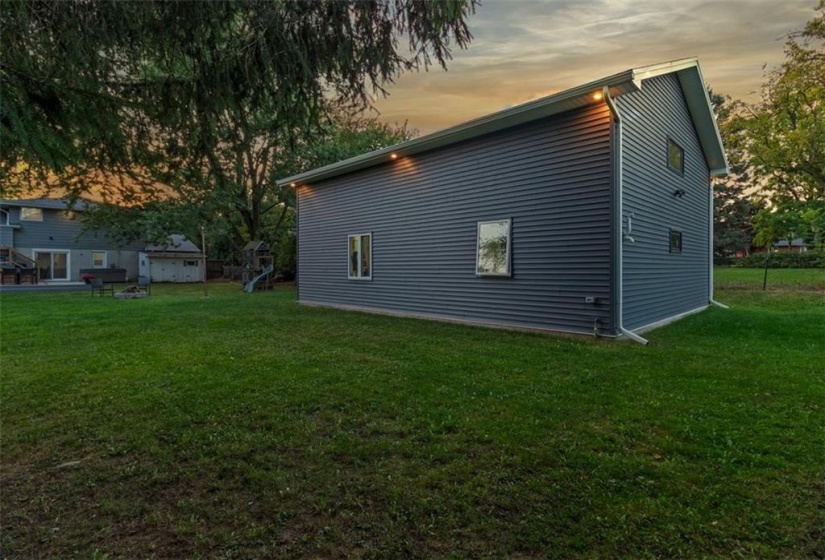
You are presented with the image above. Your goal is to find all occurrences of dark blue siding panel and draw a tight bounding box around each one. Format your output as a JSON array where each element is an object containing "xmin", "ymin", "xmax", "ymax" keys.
[
  {"xmin": 617, "ymin": 74, "xmax": 711, "ymax": 330},
  {"xmin": 0, "ymin": 227, "xmax": 14, "ymax": 246},
  {"xmin": 298, "ymin": 105, "xmax": 614, "ymax": 335},
  {"xmin": 11, "ymin": 209, "xmax": 144, "ymax": 251}
]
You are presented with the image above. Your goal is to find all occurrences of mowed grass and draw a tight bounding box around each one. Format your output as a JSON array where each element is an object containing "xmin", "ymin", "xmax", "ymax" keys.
[{"xmin": 1, "ymin": 271, "xmax": 823, "ymax": 559}]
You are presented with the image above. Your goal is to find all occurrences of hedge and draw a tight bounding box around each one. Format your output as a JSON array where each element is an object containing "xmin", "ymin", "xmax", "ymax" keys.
[{"xmin": 731, "ymin": 250, "xmax": 825, "ymax": 268}]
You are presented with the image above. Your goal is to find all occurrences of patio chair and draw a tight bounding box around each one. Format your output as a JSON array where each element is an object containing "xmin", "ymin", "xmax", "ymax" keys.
[
  {"xmin": 90, "ymin": 277, "xmax": 114, "ymax": 297},
  {"xmin": 138, "ymin": 275, "xmax": 151, "ymax": 295}
]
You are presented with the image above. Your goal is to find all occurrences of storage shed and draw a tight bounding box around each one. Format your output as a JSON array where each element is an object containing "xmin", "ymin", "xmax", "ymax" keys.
[
  {"xmin": 139, "ymin": 234, "xmax": 204, "ymax": 283},
  {"xmin": 278, "ymin": 58, "xmax": 728, "ymax": 342}
]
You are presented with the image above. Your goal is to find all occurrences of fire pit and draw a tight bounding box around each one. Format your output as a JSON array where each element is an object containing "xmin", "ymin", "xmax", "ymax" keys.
[{"xmin": 114, "ymin": 285, "xmax": 147, "ymax": 299}]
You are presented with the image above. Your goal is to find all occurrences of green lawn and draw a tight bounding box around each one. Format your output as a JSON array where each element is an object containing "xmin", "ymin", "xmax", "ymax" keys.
[
  {"xmin": 1, "ymin": 271, "xmax": 823, "ymax": 559},
  {"xmin": 715, "ymin": 266, "xmax": 825, "ymax": 292}
]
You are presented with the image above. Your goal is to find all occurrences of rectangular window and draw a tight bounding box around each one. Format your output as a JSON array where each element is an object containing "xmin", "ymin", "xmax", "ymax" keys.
[
  {"xmin": 348, "ymin": 233, "xmax": 372, "ymax": 279},
  {"xmin": 1, "ymin": 209, "xmax": 9, "ymax": 225},
  {"xmin": 476, "ymin": 219, "xmax": 512, "ymax": 276},
  {"xmin": 21, "ymin": 207, "xmax": 43, "ymax": 221},
  {"xmin": 91, "ymin": 251, "xmax": 107, "ymax": 268},
  {"xmin": 184, "ymin": 260, "xmax": 199, "ymax": 267},
  {"xmin": 669, "ymin": 229, "xmax": 683, "ymax": 253},
  {"xmin": 667, "ymin": 138, "xmax": 684, "ymax": 174}
]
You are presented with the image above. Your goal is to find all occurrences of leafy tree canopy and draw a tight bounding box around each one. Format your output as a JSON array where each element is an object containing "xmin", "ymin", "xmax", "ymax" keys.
[
  {"xmin": 710, "ymin": 89, "xmax": 763, "ymax": 258},
  {"xmin": 80, "ymin": 113, "xmax": 413, "ymax": 272},
  {"xmin": 739, "ymin": 1, "xmax": 825, "ymax": 247}
]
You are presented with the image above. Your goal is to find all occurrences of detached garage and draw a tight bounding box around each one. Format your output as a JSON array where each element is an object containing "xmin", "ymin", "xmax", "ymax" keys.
[
  {"xmin": 278, "ymin": 58, "xmax": 729, "ymax": 342},
  {"xmin": 139, "ymin": 234, "xmax": 204, "ymax": 283}
]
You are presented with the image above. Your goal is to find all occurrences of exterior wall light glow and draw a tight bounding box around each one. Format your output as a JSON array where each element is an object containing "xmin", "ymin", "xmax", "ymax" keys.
[
  {"xmin": 593, "ymin": 91, "xmax": 603, "ymax": 101},
  {"xmin": 289, "ymin": 182, "xmax": 297, "ymax": 187},
  {"xmin": 390, "ymin": 153, "xmax": 398, "ymax": 160}
]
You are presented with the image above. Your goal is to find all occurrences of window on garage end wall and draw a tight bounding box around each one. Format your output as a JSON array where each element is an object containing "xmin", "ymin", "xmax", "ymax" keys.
[
  {"xmin": 669, "ymin": 229, "xmax": 683, "ymax": 253},
  {"xmin": 91, "ymin": 251, "xmax": 107, "ymax": 268},
  {"xmin": 667, "ymin": 138, "xmax": 684, "ymax": 174},
  {"xmin": 348, "ymin": 233, "xmax": 371, "ymax": 279}
]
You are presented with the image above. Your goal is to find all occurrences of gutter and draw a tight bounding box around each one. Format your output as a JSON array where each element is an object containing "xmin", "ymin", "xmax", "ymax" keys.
[
  {"xmin": 708, "ymin": 179, "xmax": 729, "ymax": 309},
  {"xmin": 603, "ymin": 86, "xmax": 649, "ymax": 346}
]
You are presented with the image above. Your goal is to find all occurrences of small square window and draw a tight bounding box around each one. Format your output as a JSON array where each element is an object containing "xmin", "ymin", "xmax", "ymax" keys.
[
  {"xmin": 669, "ymin": 229, "xmax": 683, "ymax": 253},
  {"xmin": 348, "ymin": 233, "xmax": 372, "ymax": 279},
  {"xmin": 667, "ymin": 138, "xmax": 684, "ymax": 174},
  {"xmin": 476, "ymin": 219, "xmax": 512, "ymax": 276},
  {"xmin": 21, "ymin": 207, "xmax": 43, "ymax": 221},
  {"xmin": 91, "ymin": 251, "xmax": 107, "ymax": 268}
]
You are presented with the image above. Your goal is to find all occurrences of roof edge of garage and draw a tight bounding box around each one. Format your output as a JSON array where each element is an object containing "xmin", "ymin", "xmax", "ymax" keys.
[{"xmin": 278, "ymin": 57, "xmax": 728, "ymax": 186}]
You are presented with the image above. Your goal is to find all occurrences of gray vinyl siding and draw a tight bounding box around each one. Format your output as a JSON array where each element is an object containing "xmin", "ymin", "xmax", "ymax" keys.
[
  {"xmin": 10, "ymin": 207, "xmax": 141, "ymax": 251},
  {"xmin": 298, "ymin": 105, "xmax": 614, "ymax": 335},
  {"xmin": 5, "ymin": 207, "xmax": 142, "ymax": 281},
  {"xmin": 617, "ymin": 74, "xmax": 711, "ymax": 330},
  {"xmin": 0, "ymin": 226, "xmax": 14, "ymax": 246}
]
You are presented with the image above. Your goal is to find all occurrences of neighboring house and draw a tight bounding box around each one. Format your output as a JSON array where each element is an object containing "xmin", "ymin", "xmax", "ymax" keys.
[
  {"xmin": 0, "ymin": 198, "xmax": 142, "ymax": 283},
  {"xmin": 278, "ymin": 58, "xmax": 728, "ymax": 341},
  {"xmin": 139, "ymin": 234, "xmax": 204, "ymax": 283},
  {"xmin": 772, "ymin": 238, "xmax": 807, "ymax": 253}
]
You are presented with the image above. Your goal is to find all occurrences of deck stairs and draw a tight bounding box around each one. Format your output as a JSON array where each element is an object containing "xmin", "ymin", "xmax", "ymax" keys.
[{"xmin": 0, "ymin": 246, "xmax": 40, "ymax": 284}]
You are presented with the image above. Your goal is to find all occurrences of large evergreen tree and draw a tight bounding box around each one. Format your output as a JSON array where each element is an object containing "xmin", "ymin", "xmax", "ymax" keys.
[{"xmin": 0, "ymin": 1, "xmax": 476, "ymax": 186}]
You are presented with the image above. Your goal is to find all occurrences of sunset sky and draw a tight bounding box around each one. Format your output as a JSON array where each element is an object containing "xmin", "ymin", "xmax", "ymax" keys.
[{"xmin": 373, "ymin": 0, "xmax": 817, "ymax": 135}]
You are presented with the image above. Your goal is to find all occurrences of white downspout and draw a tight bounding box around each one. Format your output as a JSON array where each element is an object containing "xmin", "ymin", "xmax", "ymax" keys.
[
  {"xmin": 708, "ymin": 178, "xmax": 729, "ymax": 309},
  {"xmin": 603, "ymin": 86, "xmax": 649, "ymax": 345}
]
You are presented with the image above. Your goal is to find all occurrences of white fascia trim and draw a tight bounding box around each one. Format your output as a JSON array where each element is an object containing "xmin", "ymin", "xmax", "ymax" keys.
[
  {"xmin": 630, "ymin": 57, "xmax": 702, "ymax": 88},
  {"xmin": 632, "ymin": 57, "xmax": 729, "ymax": 177},
  {"xmin": 278, "ymin": 69, "xmax": 637, "ymax": 187},
  {"xmin": 298, "ymin": 300, "xmax": 618, "ymax": 339},
  {"xmin": 627, "ymin": 305, "xmax": 709, "ymax": 336}
]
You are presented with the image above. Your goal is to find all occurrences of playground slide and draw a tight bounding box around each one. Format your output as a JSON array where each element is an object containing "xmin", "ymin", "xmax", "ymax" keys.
[{"xmin": 243, "ymin": 264, "xmax": 275, "ymax": 293}]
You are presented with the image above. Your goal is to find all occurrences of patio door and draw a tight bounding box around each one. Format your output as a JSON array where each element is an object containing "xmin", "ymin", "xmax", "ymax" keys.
[{"xmin": 35, "ymin": 251, "xmax": 69, "ymax": 281}]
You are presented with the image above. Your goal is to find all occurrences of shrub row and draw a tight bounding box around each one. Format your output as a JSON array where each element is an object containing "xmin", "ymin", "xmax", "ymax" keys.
[{"xmin": 730, "ymin": 250, "xmax": 825, "ymax": 268}]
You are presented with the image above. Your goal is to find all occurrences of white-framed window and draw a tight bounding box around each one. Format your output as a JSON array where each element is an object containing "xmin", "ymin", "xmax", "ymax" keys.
[
  {"xmin": 21, "ymin": 207, "xmax": 43, "ymax": 221},
  {"xmin": 669, "ymin": 229, "xmax": 683, "ymax": 254},
  {"xmin": 476, "ymin": 219, "xmax": 512, "ymax": 276},
  {"xmin": 0, "ymin": 208, "xmax": 9, "ymax": 225},
  {"xmin": 667, "ymin": 138, "xmax": 684, "ymax": 175},
  {"xmin": 348, "ymin": 233, "xmax": 372, "ymax": 280},
  {"xmin": 34, "ymin": 250, "xmax": 70, "ymax": 281},
  {"xmin": 91, "ymin": 251, "xmax": 107, "ymax": 268}
]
